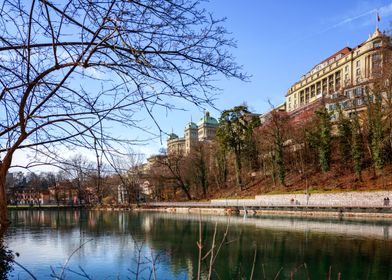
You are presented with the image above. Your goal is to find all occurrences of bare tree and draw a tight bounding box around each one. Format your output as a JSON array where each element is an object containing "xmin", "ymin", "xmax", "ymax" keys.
[
  {"xmin": 0, "ymin": 0, "xmax": 246, "ymax": 228},
  {"xmin": 154, "ymin": 153, "xmax": 192, "ymax": 200},
  {"xmin": 110, "ymin": 150, "xmax": 145, "ymax": 204},
  {"xmin": 61, "ymin": 154, "xmax": 93, "ymax": 204}
]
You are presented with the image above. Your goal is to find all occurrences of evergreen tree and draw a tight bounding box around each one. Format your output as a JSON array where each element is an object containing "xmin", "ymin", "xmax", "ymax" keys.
[
  {"xmin": 351, "ymin": 113, "xmax": 364, "ymax": 181},
  {"xmin": 371, "ymin": 94, "xmax": 385, "ymax": 173},
  {"xmin": 337, "ymin": 108, "xmax": 352, "ymax": 165},
  {"xmin": 365, "ymin": 88, "xmax": 385, "ymax": 177},
  {"xmin": 216, "ymin": 105, "xmax": 259, "ymax": 189},
  {"xmin": 314, "ymin": 107, "xmax": 332, "ymax": 172}
]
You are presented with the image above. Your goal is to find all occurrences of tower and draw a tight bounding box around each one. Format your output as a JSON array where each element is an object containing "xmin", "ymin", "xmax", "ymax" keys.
[
  {"xmin": 184, "ymin": 121, "xmax": 198, "ymax": 155},
  {"xmin": 197, "ymin": 111, "xmax": 218, "ymax": 141}
]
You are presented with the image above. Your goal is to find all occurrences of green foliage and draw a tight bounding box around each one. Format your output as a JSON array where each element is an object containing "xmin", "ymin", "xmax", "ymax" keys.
[
  {"xmin": 268, "ymin": 110, "xmax": 287, "ymax": 187},
  {"xmin": 371, "ymin": 107, "xmax": 384, "ymax": 171},
  {"xmin": 337, "ymin": 109, "xmax": 352, "ymax": 164},
  {"xmin": 313, "ymin": 107, "xmax": 332, "ymax": 173},
  {"xmin": 214, "ymin": 145, "xmax": 228, "ymax": 186},
  {"xmin": 365, "ymin": 90, "xmax": 385, "ymax": 172},
  {"xmin": 351, "ymin": 115, "xmax": 364, "ymax": 181},
  {"xmin": 0, "ymin": 239, "xmax": 14, "ymax": 279},
  {"xmin": 216, "ymin": 105, "xmax": 260, "ymax": 188}
]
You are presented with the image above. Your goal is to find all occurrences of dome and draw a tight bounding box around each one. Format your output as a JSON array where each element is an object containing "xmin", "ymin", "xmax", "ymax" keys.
[
  {"xmin": 185, "ymin": 122, "xmax": 197, "ymax": 129},
  {"xmin": 198, "ymin": 111, "xmax": 218, "ymax": 126},
  {"xmin": 167, "ymin": 133, "xmax": 179, "ymax": 140}
]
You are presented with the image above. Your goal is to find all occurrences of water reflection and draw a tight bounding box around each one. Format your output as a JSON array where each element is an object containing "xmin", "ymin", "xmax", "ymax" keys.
[{"xmin": 5, "ymin": 210, "xmax": 392, "ymax": 279}]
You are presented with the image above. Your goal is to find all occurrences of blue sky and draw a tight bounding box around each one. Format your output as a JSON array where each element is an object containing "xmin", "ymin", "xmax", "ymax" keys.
[
  {"xmin": 9, "ymin": 0, "xmax": 392, "ymax": 170},
  {"xmin": 142, "ymin": 0, "xmax": 392, "ymax": 155}
]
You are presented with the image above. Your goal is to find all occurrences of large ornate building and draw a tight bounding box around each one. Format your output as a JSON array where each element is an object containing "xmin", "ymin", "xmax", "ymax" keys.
[
  {"xmin": 167, "ymin": 111, "xmax": 219, "ymax": 155},
  {"xmin": 285, "ymin": 27, "xmax": 390, "ymax": 119}
]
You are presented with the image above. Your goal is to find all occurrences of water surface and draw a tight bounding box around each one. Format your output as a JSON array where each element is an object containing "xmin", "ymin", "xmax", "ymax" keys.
[{"xmin": 4, "ymin": 210, "xmax": 392, "ymax": 279}]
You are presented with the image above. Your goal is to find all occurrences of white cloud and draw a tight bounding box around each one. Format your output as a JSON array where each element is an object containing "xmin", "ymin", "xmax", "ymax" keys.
[{"xmin": 322, "ymin": 2, "xmax": 392, "ymax": 33}]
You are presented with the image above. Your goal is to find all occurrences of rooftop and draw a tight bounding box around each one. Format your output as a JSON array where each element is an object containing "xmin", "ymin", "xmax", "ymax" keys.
[{"xmin": 198, "ymin": 111, "xmax": 218, "ymax": 126}]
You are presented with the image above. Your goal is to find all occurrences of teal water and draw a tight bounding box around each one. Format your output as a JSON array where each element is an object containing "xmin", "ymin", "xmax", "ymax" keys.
[{"xmin": 3, "ymin": 210, "xmax": 392, "ymax": 279}]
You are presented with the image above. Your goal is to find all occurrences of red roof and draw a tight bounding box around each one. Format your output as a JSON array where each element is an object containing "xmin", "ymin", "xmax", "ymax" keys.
[{"xmin": 320, "ymin": 47, "xmax": 352, "ymax": 64}]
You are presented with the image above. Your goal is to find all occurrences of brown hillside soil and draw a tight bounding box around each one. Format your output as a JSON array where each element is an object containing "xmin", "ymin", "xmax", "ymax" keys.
[{"xmin": 207, "ymin": 164, "xmax": 392, "ymax": 199}]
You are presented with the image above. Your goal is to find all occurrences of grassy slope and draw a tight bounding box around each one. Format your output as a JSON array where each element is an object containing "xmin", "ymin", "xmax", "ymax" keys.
[{"xmin": 207, "ymin": 163, "xmax": 392, "ymax": 199}]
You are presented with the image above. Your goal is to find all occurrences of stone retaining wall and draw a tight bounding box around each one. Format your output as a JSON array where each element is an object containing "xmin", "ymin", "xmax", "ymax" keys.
[{"xmin": 211, "ymin": 191, "xmax": 392, "ymax": 207}]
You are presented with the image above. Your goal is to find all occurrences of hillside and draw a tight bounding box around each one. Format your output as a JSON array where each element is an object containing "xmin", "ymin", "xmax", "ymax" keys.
[{"xmin": 207, "ymin": 163, "xmax": 392, "ymax": 199}]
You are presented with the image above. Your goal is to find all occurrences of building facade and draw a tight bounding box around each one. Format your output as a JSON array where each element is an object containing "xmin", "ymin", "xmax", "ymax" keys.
[
  {"xmin": 285, "ymin": 28, "xmax": 390, "ymax": 117},
  {"xmin": 167, "ymin": 111, "xmax": 218, "ymax": 155},
  {"xmin": 167, "ymin": 133, "xmax": 186, "ymax": 155}
]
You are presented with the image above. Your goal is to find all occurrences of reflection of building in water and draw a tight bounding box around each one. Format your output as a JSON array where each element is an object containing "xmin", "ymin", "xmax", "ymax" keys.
[
  {"xmin": 186, "ymin": 259, "xmax": 193, "ymax": 280},
  {"xmin": 142, "ymin": 215, "xmax": 153, "ymax": 233},
  {"xmin": 383, "ymin": 225, "xmax": 390, "ymax": 239},
  {"xmin": 118, "ymin": 212, "xmax": 128, "ymax": 232}
]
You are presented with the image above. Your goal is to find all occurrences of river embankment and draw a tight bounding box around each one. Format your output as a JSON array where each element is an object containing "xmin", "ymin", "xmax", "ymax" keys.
[
  {"xmin": 137, "ymin": 190, "xmax": 392, "ymax": 219},
  {"xmin": 9, "ymin": 190, "xmax": 392, "ymax": 219}
]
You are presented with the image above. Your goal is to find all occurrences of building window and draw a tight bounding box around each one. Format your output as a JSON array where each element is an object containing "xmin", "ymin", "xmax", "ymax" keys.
[
  {"xmin": 356, "ymin": 60, "xmax": 361, "ymax": 67},
  {"xmin": 356, "ymin": 68, "xmax": 361, "ymax": 76},
  {"xmin": 373, "ymin": 41, "xmax": 381, "ymax": 48},
  {"xmin": 300, "ymin": 91, "xmax": 304, "ymax": 104},
  {"xmin": 372, "ymin": 53, "xmax": 382, "ymax": 72},
  {"xmin": 345, "ymin": 65, "xmax": 349, "ymax": 72},
  {"xmin": 373, "ymin": 53, "xmax": 381, "ymax": 62},
  {"xmin": 354, "ymin": 87, "xmax": 362, "ymax": 97},
  {"xmin": 344, "ymin": 89, "xmax": 352, "ymax": 98}
]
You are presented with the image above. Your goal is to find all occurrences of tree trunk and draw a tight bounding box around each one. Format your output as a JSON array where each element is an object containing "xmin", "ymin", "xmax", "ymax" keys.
[
  {"xmin": 181, "ymin": 183, "xmax": 192, "ymax": 200},
  {"xmin": 0, "ymin": 162, "xmax": 11, "ymax": 231}
]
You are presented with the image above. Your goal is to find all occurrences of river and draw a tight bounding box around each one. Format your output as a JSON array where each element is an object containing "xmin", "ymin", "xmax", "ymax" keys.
[{"xmin": 3, "ymin": 209, "xmax": 392, "ymax": 279}]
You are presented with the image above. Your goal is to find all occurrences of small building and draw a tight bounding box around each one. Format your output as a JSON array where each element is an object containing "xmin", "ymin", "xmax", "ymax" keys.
[
  {"xmin": 14, "ymin": 188, "xmax": 50, "ymax": 205},
  {"xmin": 48, "ymin": 181, "xmax": 79, "ymax": 205}
]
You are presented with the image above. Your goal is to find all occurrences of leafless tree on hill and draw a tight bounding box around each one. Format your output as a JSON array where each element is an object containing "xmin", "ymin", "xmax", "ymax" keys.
[{"xmin": 0, "ymin": 0, "xmax": 247, "ymax": 230}]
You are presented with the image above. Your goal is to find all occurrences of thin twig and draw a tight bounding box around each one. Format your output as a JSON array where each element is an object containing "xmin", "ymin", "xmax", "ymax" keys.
[
  {"xmin": 12, "ymin": 260, "xmax": 38, "ymax": 280},
  {"xmin": 249, "ymin": 245, "xmax": 257, "ymax": 280},
  {"xmin": 59, "ymin": 239, "xmax": 93, "ymax": 280},
  {"xmin": 197, "ymin": 211, "xmax": 202, "ymax": 280},
  {"xmin": 273, "ymin": 267, "xmax": 283, "ymax": 280},
  {"xmin": 207, "ymin": 222, "xmax": 218, "ymax": 280},
  {"xmin": 304, "ymin": 262, "xmax": 310, "ymax": 280}
]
